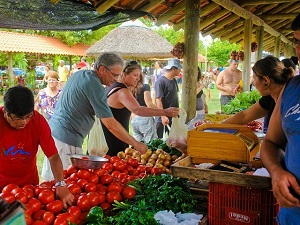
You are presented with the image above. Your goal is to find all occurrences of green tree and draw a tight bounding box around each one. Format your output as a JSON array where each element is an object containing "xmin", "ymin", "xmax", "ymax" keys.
[{"xmin": 207, "ymin": 38, "xmax": 240, "ymax": 67}]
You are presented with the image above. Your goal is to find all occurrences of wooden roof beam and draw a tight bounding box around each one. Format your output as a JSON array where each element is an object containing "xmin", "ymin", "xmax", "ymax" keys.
[
  {"xmin": 241, "ymin": 0, "xmax": 299, "ymax": 6},
  {"xmin": 220, "ymin": 26, "xmax": 244, "ymax": 41},
  {"xmin": 213, "ymin": 20, "xmax": 244, "ymax": 39},
  {"xmin": 95, "ymin": 0, "xmax": 119, "ymax": 14},
  {"xmin": 140, "ymin": 0, "xmax": 165, "ymax": 12},
  {"xmin": 199, "ymin": 9, "xmax": 230, "ymax": 30},
  {"xmin": 201, "ymin": 14, "xmax": 238, "ymax": 36},
  {"xmin": 156, "ymin": 0, "xmax": 186, "ymax": 26},
  {"xmin": 212, "ymin": 0, "xmax": 292, "ymax": 44},
  {"xmin": 260, "ymin": 13, "xmax": 299, "ymax": 20}
]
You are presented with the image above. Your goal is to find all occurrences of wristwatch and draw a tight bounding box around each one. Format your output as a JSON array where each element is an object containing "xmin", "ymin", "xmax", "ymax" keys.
[{"xmin": 54, "ymin": 180, "xmax": 66, "ymax": 187}]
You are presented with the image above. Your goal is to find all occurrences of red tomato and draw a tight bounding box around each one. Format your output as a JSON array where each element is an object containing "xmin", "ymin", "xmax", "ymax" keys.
[
  {"xmin": 67, "ymin": 183, "xmax": 81, "ymax": 195},
  {"xmin": 31, "ymin": 220, "xmax": 47, "ymax": 225},
  {"xmin": 53, "ymin": 212, "xmax": 76, "ymax": 225},
  {"xmin": 34, "ymin": 186, "xmax": 46, "ymax": 196},
  {"xmin": 72, "ymin": 194, "xmax": 80, "ymax": 205},
  {"xmin": 23, "ymin": 188, "xmax": 34, "ymax": 199},
  {"xmin": 67, "ymin": 206, "xmax": 81, "ymax": 219},
  {"xmin": 23, "ymin": 184, "xmax": 35, "ymax": 192},
  {"xmin": 97, "ymin": 192, "xmax": 106, "ymax": 204},
  {"xmin": 63, "ymin": 170, "xmax": 68, "ymax": 179},
  {"xmin": 122, "ymin": 186, "xmax": 136, "ymax": 200},
  {"xmin": 24, "ymin": 204, "xmax": 34, "ymax": 216},
  {"xmin": 117, "ymin": 172, "xmax": 127, "ymax": 180},
  {"xmin": 106, "ymin": 191, "xmax": 122, "ymax": 204},
  {"xmin": 129, "ymin": 169, "xmax": 139, "ymax": 176},
  {"xmin": 11, "ymin": 187, "xmax": 23, "ymax": 195},
  {"xmin": 109, "ymin": 156, "xmax": 121, "ymax": 164},
  {"xmin": 87, "ymin": 192, "xmax": 99, "ymax": 207},
  {"xmin": 103, "ymin": 155, "xmax": 111, "ymax": 160},
  {"xmin": 69, "ymin": 172, "xmax": 79, "ymax": 181},
  {"xmin": 27, "ymin": 198, "xmax": 42, "ymax": 213},
  {"xmin": 96, "ymin": 184, "xmax": 107, "ymax": 194},
  {"xmin": 39, "ymin": 181, "xmax": 53, "ymax": 189},
  {"xmin": 45, "ymin": 200, "xmax": 63, "ymax": 214},
  {"xmin": 145, "ymin": 166, "xmax": 152, "ymax": 174},
  {"xmin": 111, "ymin": 170, "xmax": 121, "ymax": 178},
  {"xmin": 77, "ymin": 194, "xmax": 91, "ymax": 212},
  {"xmin": 32, "ymin": 209, "xmax": 46, "ymax": 220},
  {"xmin": 2, "ymin": 184, "xmax": 19, "ymax": 194},
  {"xmin": 100, "ymin": 174, "xmax": 113, "ymax": 185},
  {"xmin": 15, "ymin": 190, "xmax": 28, "ymax": 204},
  {"xmin": 128, "ymin": 158, "xmax": 139, "ymax": 167},
  {"xmin": 107, "ymin": 182, "xmax": 123, "ymax": 193},
  {"xmin": 151, "ymin": 167, "xmax": 163, "ymax": 175},
  {"xmin": 137, "ymin": 165, "xmax": 147, "ymax": 173},
  {"xmin": 24, "ymin": 212, "xmax": 33, "ymax": 225},
  {"xmin": 77, "ymin": 179, "xmax": 88, "ymax": 190},
  {"xmin": 93, "ymin": 168, "xmax": 107, "ymax": 177},
  {"xmin": 125, "ymin": 165, "xmax": 134, "ymax": 172},
  {"xmin": 38, "ymin": 189, "xmax": 55, "ymax": 205},
  {"xmin": 138, "ymin": 173, "xmax": 148, "ymax": 179},
  {"xmin": 87, "ymin": 174, "xmax": 99, "ymax": 184},
  {"xmin": 67, "ymin": 165, "xmax": 78, "ymax": 176},
  {"xmin": 77, "ymin": 169, "xmax": 90, "ymax": 179},
  {"xmin": 42, "ymin": 211, "xmax": 55, "ymax": 225},
  {"xmin": 0, "ymin": 192, "xmax": 15, "ymax": 204},
  {"xmin": 85, "ymin": 183, "xmax": 97, "ymax": 192},
  {"xmin": 100, "ymin": 202, "xmax": 111, "ymax": 211},
  {"xmin": 113, "ymin": 161, "xmax": 127, "ymax": 171},
  {"xmin": 102, "ymin": 162, "xmax": 114, "ymax": 173},
  {"xmin": 53, "ymin": 217, "xmax": 69, "ymax": 225}
]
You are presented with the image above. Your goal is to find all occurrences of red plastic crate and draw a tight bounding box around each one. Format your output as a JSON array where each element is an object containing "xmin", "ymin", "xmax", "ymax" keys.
[{"xmin": 208, "ymin": 182, "xmax": 279, "ymax": 225}]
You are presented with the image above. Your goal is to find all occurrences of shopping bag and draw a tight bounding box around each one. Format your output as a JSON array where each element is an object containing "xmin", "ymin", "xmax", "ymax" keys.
[
  {"xmin": 166, "ymin": 109, "xmax": 188, "ymax": 153},
  {"xmin": 87, "ymin": 117, "xmax": 109, "ymax": 156}
]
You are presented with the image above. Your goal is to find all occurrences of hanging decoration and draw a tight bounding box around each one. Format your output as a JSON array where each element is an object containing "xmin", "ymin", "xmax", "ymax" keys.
[
  {"xmin": 251, "ymin": 42, "xmax": 258, "ymax": 52},
  {"xmin": 171, "ymin": 42, "xmax": 184, "ymax": 59},
  {"xmin": 230, "ymin": 50, "xmax": 244, "ymax": 61}
]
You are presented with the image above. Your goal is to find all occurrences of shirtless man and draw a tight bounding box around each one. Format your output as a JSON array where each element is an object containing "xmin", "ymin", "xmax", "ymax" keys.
[{"xmin": 216, "ymin": 59, "xmax": 242, "ymax": 107}]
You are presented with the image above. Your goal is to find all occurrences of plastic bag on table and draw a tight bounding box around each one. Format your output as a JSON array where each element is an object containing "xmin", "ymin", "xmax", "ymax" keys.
[
  {"xmin": 166, "ymin": 109, "xmax": 188, "ymax": 153},
  {"xmin": 87, "ymin": 116, "xmax": 108, "ymax": 157}
]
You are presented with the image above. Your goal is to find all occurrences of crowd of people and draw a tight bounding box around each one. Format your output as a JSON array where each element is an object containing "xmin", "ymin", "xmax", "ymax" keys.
[{"xmin": 1, "ymin": 13, "xmax": 300, "ymax": 224}]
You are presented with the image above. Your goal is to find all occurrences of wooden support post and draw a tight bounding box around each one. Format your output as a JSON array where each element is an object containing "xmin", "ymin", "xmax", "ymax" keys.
[
  {"xmin": 274, "ymin": 36, "xmax": 281, "ymax": 57},
  {"xmin": 256, "ymin": 26, "xmax": 264, "ymax": 61},
  {"xmin": 8, "ymin": 52, "xmax": 13, "ymax": 85},
  {"xmin": 242, "ymin": 19, "xmax": 252, "ymax": 92},
  {"xmin": 182, "ymin": 0, "xmax": 200, "ymax": 122}
]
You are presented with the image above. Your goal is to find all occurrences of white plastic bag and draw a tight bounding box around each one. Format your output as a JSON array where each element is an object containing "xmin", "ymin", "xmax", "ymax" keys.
[
  {"xmin": 166, "ymin": 109, "xmax": 188, "ymax": 153},
  {"xmin": 87, "ymin": 117, "xmax": 108, "ymax": 156}
]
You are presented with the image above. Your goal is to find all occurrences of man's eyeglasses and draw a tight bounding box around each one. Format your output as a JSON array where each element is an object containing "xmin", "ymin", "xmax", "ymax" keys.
[
  {"xmin": 101, "ymin": 65, "xmax": 121, "ymax": 78},
  {"xmin": 7, "ymin": 111, "xmax": 35, "ymax": 122},
  {"xmin": 293, "ymin": 37, "xmax": 300, "ymax": 47}
]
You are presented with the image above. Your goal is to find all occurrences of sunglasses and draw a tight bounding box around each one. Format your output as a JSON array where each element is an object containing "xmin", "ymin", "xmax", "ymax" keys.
[{"xmin": 123, "ymin": 60, "xmax": 138, "ymax": 71}]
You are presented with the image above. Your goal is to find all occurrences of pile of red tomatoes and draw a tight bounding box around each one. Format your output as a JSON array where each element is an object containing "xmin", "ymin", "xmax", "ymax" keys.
[{"xmin": 0, "ymin": 155, "xmax": 162, "ymax": 225}]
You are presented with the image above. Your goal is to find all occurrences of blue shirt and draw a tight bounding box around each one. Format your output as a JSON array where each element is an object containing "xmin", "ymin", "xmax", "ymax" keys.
[
  {"xmin": 49, "ymin": 70, "xmax": 113, "ymax": 147},
  {"xmin": 277, "ymin": 75, "xmax": 300, "ymax": 224}
]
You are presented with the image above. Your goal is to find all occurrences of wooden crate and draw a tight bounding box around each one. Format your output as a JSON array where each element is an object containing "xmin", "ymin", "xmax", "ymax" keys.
[
  {"xmin": 188, "ymin": 124, "xmax": 260, "ymax": 163},
  {"xmin": 171, "ymin": 156, "xmax": 271, "ymax": 189}
]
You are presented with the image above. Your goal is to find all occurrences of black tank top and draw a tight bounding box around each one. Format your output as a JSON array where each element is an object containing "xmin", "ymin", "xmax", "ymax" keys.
[{"xmin": 102, "ymin": 82, "xmax": 131, "ymax": 156}]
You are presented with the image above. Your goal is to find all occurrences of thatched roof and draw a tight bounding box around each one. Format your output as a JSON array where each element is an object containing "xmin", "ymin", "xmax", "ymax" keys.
[{"xmin": 86, "ymin": 22, "xmax": 173, "ymax": 60}]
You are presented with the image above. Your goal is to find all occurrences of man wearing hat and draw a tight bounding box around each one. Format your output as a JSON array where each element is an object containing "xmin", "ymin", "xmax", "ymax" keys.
[{"xmin": 155, "ymin": 58, "xmax": 182, "ymax": 138}]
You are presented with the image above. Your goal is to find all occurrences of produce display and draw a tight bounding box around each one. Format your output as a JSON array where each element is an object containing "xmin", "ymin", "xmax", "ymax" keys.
[
  {"xmin": 0, "ymin": 149, "xmax": 192, "ymax": 225},
  {"xmin": 117, "ymin": 139, "xmax": 186, "ymax": 174},
  {"xmin": 222, "ymin": 90, "xmax": 261, "ymax": 114}
]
